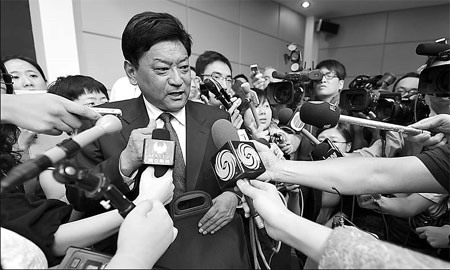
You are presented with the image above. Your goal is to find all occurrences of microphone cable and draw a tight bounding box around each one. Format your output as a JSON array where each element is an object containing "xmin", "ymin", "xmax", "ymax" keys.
[{"xmin": 247, "ymin": 184, "xmax": 285, "ymax": 270}]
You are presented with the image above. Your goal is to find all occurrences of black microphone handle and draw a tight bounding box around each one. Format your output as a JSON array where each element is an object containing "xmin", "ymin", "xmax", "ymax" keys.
[
  {"xmin": 242, "ymin": 178, "xmax": 265, "ymax": 230},
  {"xmin": 1, "ymin": 155, "xmax": 52, "ymax": 193}
]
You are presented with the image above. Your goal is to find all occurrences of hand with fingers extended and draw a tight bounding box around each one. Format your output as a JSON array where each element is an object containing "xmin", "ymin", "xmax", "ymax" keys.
[
  {"xmin": 1, "ymin": 93, "xmax": 101, "ymax": 135},
  {"xmin": 119, "ymin": 120, "xmax": 156, "ymax": 176},
  {"xmin": 197, "ymin": 191, "xmax": 239, "ymax": 235}
]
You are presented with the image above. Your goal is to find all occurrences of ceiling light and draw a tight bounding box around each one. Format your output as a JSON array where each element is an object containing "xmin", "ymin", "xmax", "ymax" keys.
[{"xmin": 301, "ymin": 1, "xmax": 310, "ymax": 8}]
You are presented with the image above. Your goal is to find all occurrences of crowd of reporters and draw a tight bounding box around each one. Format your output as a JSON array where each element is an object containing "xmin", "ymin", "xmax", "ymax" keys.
[{"xmin": 1, "ymin": 10, "xmax": 450, "ymax": 269}]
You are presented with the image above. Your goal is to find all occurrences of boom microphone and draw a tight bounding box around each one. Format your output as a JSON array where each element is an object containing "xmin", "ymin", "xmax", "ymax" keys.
[
  {"xmin": 210, "ymin": 119, "xmax": 266, "ymax": 229},
  {"xmin": 1, "ymin": 115, "xmax": 122, "ymax": 193},
  {"xmin": 416, "ymin": 43, "xmax": 450, "ymax": 56},
  {"xmin": 300, "ymin": 101, "xmax": 430, "ymax": 135}
]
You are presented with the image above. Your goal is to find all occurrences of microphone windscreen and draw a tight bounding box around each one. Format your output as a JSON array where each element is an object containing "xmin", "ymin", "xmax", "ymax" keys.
[
  {"xmin": 95, "ymin": 115, "xmax": 122, "ymax": 134},
  {"xmin": 310, "ymin": 142, "xmax": 330, "ymax": 160},
  {"xmin": 416, "ymin": 43, "xmax": 450, "ymax": 56},
  {"xmin": 300, "ymin": 101, "xmax": 340, "ymax": 128},
  {"xmin": 271, "ymin": 70, "xmax": 286, "ymax": 80},
  {"xmin": 278, "ymin": 108, "xmax": 294, "ymax": 126},
  {"xmin": 152, "ymin": 129, "xmax": 170, "ymax": 140},
  {"xmin": 211, "ymin": 119, "xmax": 240, "ymax": 149},
  {"xmin": 202, "ymin": 78, "xmax": 221, "ymax": 96}
]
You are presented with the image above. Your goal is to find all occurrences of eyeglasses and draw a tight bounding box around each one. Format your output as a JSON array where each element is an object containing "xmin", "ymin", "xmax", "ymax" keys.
[
  {"xmin": 201, "ymin": 72, "xmax": 233, "ymax": 85},
  {"xmin": 1, "ymin": 73, "xmax": 14, "ymax": 85},
  {"xmin": 322, "ymin": 71, "xmax": 338, "ymax": 81}
]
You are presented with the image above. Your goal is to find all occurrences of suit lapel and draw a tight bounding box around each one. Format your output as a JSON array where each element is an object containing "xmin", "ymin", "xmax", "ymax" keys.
[
  {"xmin": 186, "ymin": 101, "xmax": 209, "ymax": 190},
  {"xmin": 120, "ymin": 95, "xmax": 149, "ymax": 141}
]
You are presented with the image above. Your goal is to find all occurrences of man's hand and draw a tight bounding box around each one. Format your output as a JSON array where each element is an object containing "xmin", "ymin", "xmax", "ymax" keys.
[
  {"xmin": 406, "ymin": 114, "xmax": 450, "ymax": 147},
  {"xmin": 119, "ymin": 120, "xmax": 156, "ymax": 176},
  {"xmin": 416, "ymin": 224, "xmax": 450, "ymax": 249},
  {"xmin": 251, "ymin": 73, "xmax": 265, "ymax": 90},
  {"xmin": 227, "ymin": 97, "xmax": 243, "ymax": 129},
  {"xmin": 198, "ymin": 191, "xmax": 239, "ymax": 235},
  {"xmin": 109, "ymin": 200, "xmax": 177, "ymax": 269},
  {"xmin": 135, "ymin": 166, "xmax": 175, "ymax": 205},
  {"xmin": 1, "ymin": 93, "xmax": 101, "ymax": 135}
]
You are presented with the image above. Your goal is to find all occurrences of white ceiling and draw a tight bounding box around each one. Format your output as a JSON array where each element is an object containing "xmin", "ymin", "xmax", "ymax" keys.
[{"xmin": 272, "ymin": 0, "xmax": 450, "ymax": 18}]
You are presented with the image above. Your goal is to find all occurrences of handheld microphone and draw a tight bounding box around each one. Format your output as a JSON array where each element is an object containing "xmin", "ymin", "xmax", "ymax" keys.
[
  {"xmin": 210, "ymin": 119, "xmax": 266, "ymax": 229},
  {"xmin": 201, "ymin": 77, "xmax": 232, "ymax": 109},
  {"xmin": 1, "ymin": 115, "xmax": 122, "ymax": 193},
  {"xmin": 310, "ymin": 138, "xmax": 344, "ymax": 160},
  {"xmin": 277, "ymin": 107, "xmax": 320, "ymax": 145},
  {"xmin": 143, "ymin": 129, "xmax": 175, "ymax": 177},
  {"xmin": 299, "ymin": 101, "xmax": 431, "ymax": 135}
]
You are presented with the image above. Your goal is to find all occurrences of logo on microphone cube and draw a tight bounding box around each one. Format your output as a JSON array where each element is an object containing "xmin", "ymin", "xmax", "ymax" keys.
[
  {"xmin": 143, "ymin": 139, "xmax": 175, "ymax": 166},
  {"xmin": 211, "ymin": 141, "xmax": 265, "ymax": 190}
]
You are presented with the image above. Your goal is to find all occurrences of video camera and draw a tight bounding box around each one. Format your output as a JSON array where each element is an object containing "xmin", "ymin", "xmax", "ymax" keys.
[
  {"xmin": 339, "ymin": 73, "xmax": 430, "ymax": 125},
  {"xmin": 266, "ymin": 43, "xmax": 323, "ymax": 108},
  {"xmin": 416, "ymin": 41, "xmax": 450, "ymax": 97}
]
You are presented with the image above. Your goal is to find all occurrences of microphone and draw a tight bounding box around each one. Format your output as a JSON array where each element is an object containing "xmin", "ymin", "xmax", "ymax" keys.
[
  {"xmin": 299, "ymin": 101, "xmax": 431, "ymax": 135},
  {"xmin": 210, "ymin": 119, "xmax": 266, "ymax": 229},
  {"xmin": 416, "ymin": 43, "xmax": 450, "ymax": 56},
  {"xmin": 201, "ymin": 77, "xmax": 232, "ymax": 109},
  {"xmin": 143, "ymin": 129, "xmax": 175, "ymax": 177},
  {"xmin": 1, "ymin": 115, "xmax": 122, "ymax": 193},
  {"xmin": 310, "ymin": 138, "xmax": 344, "ymax": 160},
  {"xmin": 277, "ymin": 107, "xmax": 320, "ymax": 145}
]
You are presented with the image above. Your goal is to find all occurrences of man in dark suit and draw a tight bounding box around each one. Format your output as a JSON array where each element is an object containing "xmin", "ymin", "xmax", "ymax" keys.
[{"xmin": 67, "ymin": 12, "xmax": 240, "ymax": 238}]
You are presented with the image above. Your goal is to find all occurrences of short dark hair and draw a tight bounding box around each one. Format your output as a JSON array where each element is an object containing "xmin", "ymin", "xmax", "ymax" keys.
[
  {"xmin": 47, "ymin": 75, "xmax": 109, "ymax": 101},
  {"xmin": 392, "ymin": 72, "xmax": 419, "ymax": 91},
  {"xmin": 195, "ymin": 51, "xmax": 232, "ymax": 78},
  {"xmin": 233, "ymin": 74, "xmax": 249, "ymax": 83},
  {"xmin": 3, "ymin": 55, "xmax": 47, "ymax": 82},
  {"xmin": 122, "ymin": 12, "xmax": 192, "ymax": 68},
  {"xmin": 316, "ymin": 59, "xmax": 346, "ymax": 80}
]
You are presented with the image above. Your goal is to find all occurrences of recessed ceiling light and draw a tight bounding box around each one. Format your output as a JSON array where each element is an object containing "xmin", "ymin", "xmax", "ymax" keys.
[{"xmin": 301, "ymin": 1, "xmax": 310, "ymax": 8}]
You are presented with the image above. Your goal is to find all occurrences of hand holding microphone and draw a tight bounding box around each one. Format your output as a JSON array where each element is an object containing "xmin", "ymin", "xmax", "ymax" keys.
[
  {"xmin": 1, "ymin": 115, "xmax": 122, "ymax": 193},
  {"xmin": 210, "ymin": 119, "xmax": 266, "ymax": 229},
  {"xmin": 300, "ymin": 101, "xmax": 431, "ymax": 135}
]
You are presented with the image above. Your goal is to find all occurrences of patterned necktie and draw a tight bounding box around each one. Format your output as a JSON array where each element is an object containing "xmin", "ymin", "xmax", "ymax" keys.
[{"xmin": 159, "ymin": 113, "xmax": 186, "ymax": 198}]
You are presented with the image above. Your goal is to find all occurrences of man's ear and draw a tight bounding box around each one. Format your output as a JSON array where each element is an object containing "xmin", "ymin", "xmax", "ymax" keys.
[
  {"xmin": 124, "ymin": 60, "xmax": 138, "ymax": 85},
  {"xmin": 338, "ymin": 79, "xmax": 344, "ymax": 90}
]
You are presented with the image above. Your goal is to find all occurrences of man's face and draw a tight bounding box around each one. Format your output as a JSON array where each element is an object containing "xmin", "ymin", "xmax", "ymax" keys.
[
  {"xmin": 263, "ymin": 68, "xmax": 281, "ymax": 89},
  {"xmin": 395, "ymin": 77, "xmax": 419, "ymax": 98},
  {"xmin": 127, "ymin": 40, "xmax": 190, "ymax": 112},
  {"xmin": 314, "ymin": 67, "xmax": 343, "ymax": 102},
  {"xmin": 203, "ymin": 61, "xmax": 234, "ymax": 104}
]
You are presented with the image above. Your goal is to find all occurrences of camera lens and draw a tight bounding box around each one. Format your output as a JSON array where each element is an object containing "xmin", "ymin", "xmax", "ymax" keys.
[
  {"xmin": 274, "ymin": 86, "xmax": 293, "ymax": 104},
  {"xmin": 435, "ymin": 67, "xmax": 449, "ymax": 95}
]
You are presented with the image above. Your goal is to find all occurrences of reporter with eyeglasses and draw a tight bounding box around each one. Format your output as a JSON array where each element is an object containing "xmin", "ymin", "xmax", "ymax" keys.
[{"xmin": 195, "ymin": 51, "xmax": 244, "ymax": 129}]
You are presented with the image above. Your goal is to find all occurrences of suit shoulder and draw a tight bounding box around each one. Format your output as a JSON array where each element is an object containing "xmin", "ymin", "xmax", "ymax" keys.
[{"xmin": 187, "ymin": 101, "xmax": 229, "ymax": 120}]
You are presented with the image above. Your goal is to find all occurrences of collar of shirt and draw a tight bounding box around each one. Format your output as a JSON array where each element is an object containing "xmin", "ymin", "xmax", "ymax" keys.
[{"xmin": 142, "ymin": 96, "xmax": 187, "ymax": 163}]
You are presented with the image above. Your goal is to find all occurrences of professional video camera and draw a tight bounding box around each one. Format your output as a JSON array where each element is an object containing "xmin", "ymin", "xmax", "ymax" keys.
[
  {"xmin": 266, "ymin": 43, "xmax": 323, "ymax": 108},
  {"xmin": 416, "ymin": 40, "xmax": 450, "ymax": 97},
  {"xmin": 339, "ymin": 73, "xmax": 429, "ymax": 125}
]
